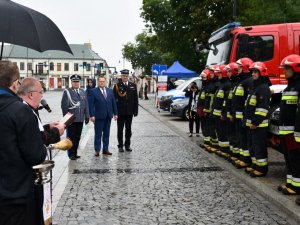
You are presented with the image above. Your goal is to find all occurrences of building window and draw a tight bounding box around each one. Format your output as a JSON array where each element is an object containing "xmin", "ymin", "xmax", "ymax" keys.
[
  {"xmin": 50, "ymin": 62, "xmax": 54, "ymax": 71},
  {"xmin": 64, "ymin": 63, "xmax": 69, "ymax": 71},
  {"xmin": 57, "ymin": 63, "xmax": 61, "ymax": 71},
  {"xmin": 20, "ymin": 62, "xmax": 25, "ymax": 71},
  {"xmin": 27, "ymin": 63, "xmax": 32, "ymax": 71},
  {"xmin": 86, "ymin": 64, "xmax": 91, "ymax": 72},
  {"xmin": 74, "ymin": 63, "xmax": 79, "ymax": 71}
]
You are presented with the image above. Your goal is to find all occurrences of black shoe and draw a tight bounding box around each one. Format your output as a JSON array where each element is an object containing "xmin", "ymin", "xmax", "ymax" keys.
[
  {"xmin": 118, "ymin": 147, "xmax": 124, "ymax": 152},
  {"xmin": 69, "ymin": 156, "xmax": 77, "ymax": 160},
  {"xmin": 103, "ymin": 151, "xmax": 113, "ymax": 155},
  {"xmin": 76, "ymin": 155, "xmax": 81, "ymax": 159},
  {"xmin": 188, "ymin": 133, "xmax": 192, "ymax": 137},
  {"xmin": 95, "ymin": 152, "xmax": 100, "ymax": 156},
  {"xmin": 125, "ymin": 148, "xmax": 133, "ymax": 152}
]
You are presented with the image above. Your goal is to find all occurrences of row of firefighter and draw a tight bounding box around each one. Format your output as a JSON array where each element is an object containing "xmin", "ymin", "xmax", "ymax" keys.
[{"xmin": 191, "ymin": 55, "xmax": 300, "ymax": 206}]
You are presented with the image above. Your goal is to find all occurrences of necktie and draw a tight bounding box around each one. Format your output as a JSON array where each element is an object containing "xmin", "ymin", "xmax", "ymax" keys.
[{"xmin": 102, "ymin": 88, "xmax": 107, "ymax": 99}]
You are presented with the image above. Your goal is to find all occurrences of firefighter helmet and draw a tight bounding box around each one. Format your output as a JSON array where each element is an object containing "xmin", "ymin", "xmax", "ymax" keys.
[
  {"xmin": 225, "ymin": 62, "xmax": 239, "ymax": 75},
  {"xmin": 249, "ymin": 62, "xmax": 268, "ymax": 76},
  {"xmin": 236, "ymin": 57, "xmax": 253, "ymax": 73},
  {"xmin": 214, "ymin": 64, "xmax": 227, "ymax": 78},
  {"xmin": 200, "ymin": 69, "xmax": 210, "ymax": 80},
  {"xmin": 279, "ymin": 54, "xmax": 300, "ymax": 72}
]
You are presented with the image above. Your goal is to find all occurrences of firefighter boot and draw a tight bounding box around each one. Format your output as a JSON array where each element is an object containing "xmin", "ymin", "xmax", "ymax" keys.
[{"xmin": 250, "ymin": 170, "xmax": 266, "ymax": 177}]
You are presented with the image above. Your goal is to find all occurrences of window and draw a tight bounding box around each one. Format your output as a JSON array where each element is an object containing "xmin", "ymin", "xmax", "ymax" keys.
[
  {"xmin": 20, "ymin": 62, "xmax": 25, "ymax": 70},
  {"xmin": 27, "ymin": 63, "xmax": 32, "ymax": 71},
  {"xmin": 57, "ymin": 63, "xmax": 61, "ymax": 71},
  {"xmin": 86, "ymin": 64, "xmax": 91, "ymax": 72},
  {"xmin": 50, "ymin": 62, "xmax": 54, "ymax": 71},
  {"xmin": 64, "ymin": 63, "xmax": 69, "ymax": 71},
  {"xmin": 237, "ymin": 35, "xmax": 274, "ymax": 62},
  {"xmin": 74, "ymin": 63, "xmax": 79, "ymax": 71}
]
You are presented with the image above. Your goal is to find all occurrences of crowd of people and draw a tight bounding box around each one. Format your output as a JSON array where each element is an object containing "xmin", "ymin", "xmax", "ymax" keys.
[
  {"xmin": 0, "ymin": 61, "xmax": 139, "ymax": 225},
  {"xmin": 189, "ymin": 55, "xmax": 300, "ymax": 206}
]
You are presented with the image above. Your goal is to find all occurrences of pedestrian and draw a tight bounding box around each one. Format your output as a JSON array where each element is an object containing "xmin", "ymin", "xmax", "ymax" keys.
[
  {"xmin": 244, "ymin": 62, "xmax": 271, "ymax": 177},
  {"xmin": 86, "ymin": 78, "xmax": 96, "ymax": 104},
  {"xmin": 185, "ymin": 81, "xmax": 200, "ymax": 137},
  {"xmin": 61, "ymin": 74, "xmax": 90, "ymax": 160},
  {"xmin": 0, "ymin": 60, "xmax": 46, "ymax": 225},
  {"xmin": 89, "ymin": 76, "xmax": 118, "ymax": 156},
  {"xmin": 18, "ymin": 77, "xmax": 65, "ymax": 225},
  {"xmin": 144, "ymin": 82, "xmax": 149, "ymax": 100},
  {"xmin": 231, "ymin": 57, "xmax": 253, "ymax": 168},
  {"xmin": 277, "ymin": 55, "xmax": 300, "ymax": 201},
  {"xmin": 113, "ymin": 69, "xmax": 138, "ymax": 152}
]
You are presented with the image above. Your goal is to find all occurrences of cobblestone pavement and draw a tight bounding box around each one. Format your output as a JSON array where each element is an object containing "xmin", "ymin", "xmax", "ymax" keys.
[{"xmin": 41, "ymin": 92, "xmax": 298, "ymax": 225}]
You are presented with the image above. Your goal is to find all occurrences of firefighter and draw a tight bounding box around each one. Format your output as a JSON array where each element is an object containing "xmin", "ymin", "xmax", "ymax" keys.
[
  {"xmin": 212, "ymin": 65, "xmax": 231, "ymax": 158},
  {"xmin": 231, "ymin": 57, "xmax": 253, "ymax": 168},
  {"xmin": 244, "ymin": 62, "xmax": 271, "ymax": 177},
  {"xmin": 277, "ymin": 54, "xmax": 300, "ymax": 199},
  {"xmin": 198, "ymin": 69, "xmax": 210, "ymax": 148},
  {"xmin": 204, "ymin": 65, "xmax": 220, "ymax": 153},
  {"xmin": 224, "ymin": 62, "xmax": 239, "ymax": 161}
]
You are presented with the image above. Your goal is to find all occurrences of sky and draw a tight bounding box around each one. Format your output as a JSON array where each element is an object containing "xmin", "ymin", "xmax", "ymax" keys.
[{"xmin": 14, "ymin": 0, "xmax": 145, "ymax": 73}]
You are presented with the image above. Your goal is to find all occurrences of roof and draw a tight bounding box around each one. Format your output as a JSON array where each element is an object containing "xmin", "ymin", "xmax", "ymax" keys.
[
  {"xmin": 1, "ymin": 43, "xmax": 104, "ymax": 61},
  {"xmin": 162, "ymin": 61, "xmax": 198, "ymax": 78}
]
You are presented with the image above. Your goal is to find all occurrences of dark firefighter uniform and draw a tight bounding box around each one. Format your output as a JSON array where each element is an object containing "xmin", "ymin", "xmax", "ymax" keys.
[
  {"xmin": 278, "ymin": 55, "xmax": 300, "ymax": 196},
  {"xmin": 113, "ymin": 70, "xmax": 138, "ymax": 151},
  {"xmin": 212, "ymin": 65, "xmax": 231, "ymax": 157},
  {"xmin": 231, "ymin": 58, "xmax": 253, "ymax": 167},
  {"xmin": 204, "ymin": 73, "xmax": 221, "ymax": 152},
  {"xmin": 198, "ymin": 69, "xmax": 210, "ymax": 148},
  {"xmin": 244, "ymin": 62, "xmax": 271, "ymax": 177}
]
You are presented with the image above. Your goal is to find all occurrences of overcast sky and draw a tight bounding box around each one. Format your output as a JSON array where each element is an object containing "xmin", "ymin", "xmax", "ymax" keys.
[{"xmin": 14, "ymin": 0, "xmax": 145, "ymax": 73}]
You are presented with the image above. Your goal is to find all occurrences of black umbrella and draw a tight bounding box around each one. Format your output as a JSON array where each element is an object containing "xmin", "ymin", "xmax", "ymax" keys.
[{"xmin": 0, "ymin": 0, "xmax": 73, "ymax": 59}]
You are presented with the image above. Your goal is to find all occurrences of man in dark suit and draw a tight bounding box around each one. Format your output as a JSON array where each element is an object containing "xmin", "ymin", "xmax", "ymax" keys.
[
  {"xmin": 61, "ymin": 74, "xmax": 90, "ymax": 160},
  {"xmin": 113, "ymin": 69, "xmax": 138, "ymax": 152},
  {"xmin": 89, "ymin": 76, "xmax": 118, "ymax": 156}
]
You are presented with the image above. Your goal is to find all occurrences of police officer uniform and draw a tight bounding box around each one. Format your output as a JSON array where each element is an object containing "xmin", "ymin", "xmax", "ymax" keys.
[
  {"xmin": 113, "ymin": 69, "xmax": 138, "ymax": 152},
  {"xmin": 61, "ymin": 74, "xmax": 90, "ymax": 160}
]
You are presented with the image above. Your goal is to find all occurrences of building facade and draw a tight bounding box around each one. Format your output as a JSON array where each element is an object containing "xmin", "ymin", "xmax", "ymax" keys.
[{"xmin": 2, "ymin": 43, "xmax": 110, "ymax": 90}]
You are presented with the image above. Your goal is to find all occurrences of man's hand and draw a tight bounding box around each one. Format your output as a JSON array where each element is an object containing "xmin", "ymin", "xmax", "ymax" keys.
[
  {"xmin": 85, "ymin": 118, "xmax": 90, "ymax": 125},
  {"xmin": 90, "ymin": 117, "xmax": 95, "ymax": 123},
  {"xmin": 250, "ymin": 124, "xmax": 257, "ymax": 130},
  {"xmin": 113, "ymin": 115, "xmax": 118, "ymax": 121},
  {"xmin": 53, "ymin": 123, "xmax": 65, "ymax": 136}
]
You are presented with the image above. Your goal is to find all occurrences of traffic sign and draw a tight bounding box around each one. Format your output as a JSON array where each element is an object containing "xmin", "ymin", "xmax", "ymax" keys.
[{"xmin": 152, "ymin": 64, "xmax": 167, "ymax": 75}]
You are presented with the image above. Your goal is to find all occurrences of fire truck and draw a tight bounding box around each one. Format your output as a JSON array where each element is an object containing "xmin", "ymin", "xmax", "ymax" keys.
[{"xmin": 198, "ymin": 22, "xmax": 300, "ymax": 151}]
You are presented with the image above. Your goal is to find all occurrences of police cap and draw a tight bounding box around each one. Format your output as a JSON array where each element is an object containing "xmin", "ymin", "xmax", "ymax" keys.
[
  {"xmin": 120, "ymin": 69, "xmax": 129, "ymax": 75},
  {"xmin": 70, "ymin": 74, "xmax": 81, "ymax": 81}
]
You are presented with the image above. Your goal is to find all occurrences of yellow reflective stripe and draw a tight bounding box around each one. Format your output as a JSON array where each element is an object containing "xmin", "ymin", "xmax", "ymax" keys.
[
  {"xmin": 235, "ymin": 88, "xmax": 244, "ymax": 96},
  {"xmin": 255, "ymin": 108, "xmax": 268, "ymax": 117},
  {"xmin": 213, "ymin": 109, "xmax": 221, "ymax": 116},
  {"xmin": 228, "ymin": 92, "xmax": 233, "ymax": 99},
  {"xmin": 281, "ymin": 96, "xmax": 298, "ymax": 100},
  {"xmin": 249, "ymin": 95, "xmax": 257, "ymax": 106},
  {"xmin": 287, "ymin": 175, "xmax": 292, "ymax": 184},
  {"xmin": 204, "ymin": 109, "xmax": 211, "ymax": 113},
  {"xmin": 256, "ymin": 159, "xmax": 268, "ymax": 166},
  {"xmin": 255, "ymin": 111, "xmax": 267, "ymax": 117},
  {"xmin": 219, "ymin": 141, "xmax": 229, "ymax": 147},
  {"xmin": 279, "ymin": 126, "xmax": 294, "ymax": 135},
  {"xmin": 291, "ymin": 180, "xmax": 300, "ymax": 187},
  {"xmin": 295, "ymin": 132, "xmax": 300, "ymax": 142},
  {"xmin": 243, "ymin": 150, "xmax": 250, "ymax": 157},
  {"xmin": 200, "ymin": 93, "xmax": 205, "ymax": 99},
  {"xmin": 217, "ymin": 90, "xmax": 224, "ymax": 98},
  {"xmin": 258, "ymin": 123, "xmax": 268, "ymax": 127},
  {"xmin": 204, "ymin": 137, "xmax": 210, "ymax": 142},
  {"xmin": 279, "ymin": 130, "xmax": 294, "ymax": 135},
  {"xmin": 236, "ymin": 111, "xmax": 243, "ymax": 119},
  {"xmin": 232, "ymin": 148, "xmax": 239, "ymax": 153}
]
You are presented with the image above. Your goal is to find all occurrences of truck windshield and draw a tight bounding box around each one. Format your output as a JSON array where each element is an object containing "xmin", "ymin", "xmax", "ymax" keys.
[{"xmin": 206, "ymin": 39, "xmax": 232, "ymax": 66}]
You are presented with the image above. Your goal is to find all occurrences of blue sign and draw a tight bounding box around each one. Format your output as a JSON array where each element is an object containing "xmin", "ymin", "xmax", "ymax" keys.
[{"xmin": 152, "ymin": 64, "xmax": 167, "ymax": 75}]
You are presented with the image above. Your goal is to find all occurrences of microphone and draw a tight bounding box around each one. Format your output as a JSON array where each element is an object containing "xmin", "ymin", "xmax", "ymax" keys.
[{"xmin": 41, "ymin": 99, "xmax": 52, "ymax": 113}]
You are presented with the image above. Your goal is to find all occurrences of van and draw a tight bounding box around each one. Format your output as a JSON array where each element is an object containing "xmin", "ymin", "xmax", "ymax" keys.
[{"xmin": 159, "ymin": 77, "xmax": 201, "ymax": 111}]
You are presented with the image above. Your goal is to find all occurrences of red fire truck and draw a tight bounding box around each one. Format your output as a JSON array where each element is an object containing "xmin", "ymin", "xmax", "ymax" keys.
[{"xmin": 198, "ymin": 21, "xmax": 300, "ymax": 150}]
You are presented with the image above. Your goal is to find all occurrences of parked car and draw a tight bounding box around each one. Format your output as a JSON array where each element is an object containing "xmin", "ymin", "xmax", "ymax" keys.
[
  {"xmin": 159, "ymin": 77, "xmax": 201, "ymax": 111},
  {"xmin": 170, "ymin": 97, "xmax": 189, "ymax": 120}
]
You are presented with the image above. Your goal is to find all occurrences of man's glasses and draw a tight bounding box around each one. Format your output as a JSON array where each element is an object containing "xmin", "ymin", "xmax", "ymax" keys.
[{"xmin": 31, "ymin": 90, "xmax": 44, "ymax": 94}]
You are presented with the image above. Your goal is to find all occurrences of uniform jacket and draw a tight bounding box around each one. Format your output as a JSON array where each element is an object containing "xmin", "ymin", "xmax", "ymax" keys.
[
  {"xmin": 279, "ymin": 75, "xmax": 300, "ymax": 136},
  {"xmin": 212, "ymin": 78, "xmax": 231, "ymax": 117},
  {"xmin": 113, "ymin": 81, "xmax": 138, "ymax": 116},
  {"xmin": 0, "ymin": 87, "xmax": 46, "ymax": 205},
  {"xmin": 204, "ymin": 78, "xmax": 220, "ymax": 113},
  {"xmin": 89, "ymin": 87, "xmax": 118, "ymax": 120},
  {"xmin": 197, "ymin": 81, "xmax": 207, "ymax": 108},
  {"xmin": 231, "ymin": 72, "xmax": 253, "ymax": 119},
  {"xmin": 61, "ymin": 88, "xmax": 90, "ymax": 122},
  {"xmin": 224, "ymin": 77, "xmax": 238, "ymax": 119},
  {"xmin": 243, "ymin": 78, "xmax": 271, "ymax": 127}
]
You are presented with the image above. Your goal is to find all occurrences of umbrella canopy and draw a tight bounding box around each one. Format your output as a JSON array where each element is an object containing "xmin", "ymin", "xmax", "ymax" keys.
[
  {"xmin": 0, "ymin": 0, "xmax": 72, "ymax": 59},
  {"xmin": 162, "ymin": 61, "xmax": 198, "ymax": 78}
]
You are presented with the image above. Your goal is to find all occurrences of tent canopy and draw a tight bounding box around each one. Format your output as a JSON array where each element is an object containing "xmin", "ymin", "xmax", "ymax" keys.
[{"xmin": 162, "ymin": 61, "xmax": 198, "ymax": 78}]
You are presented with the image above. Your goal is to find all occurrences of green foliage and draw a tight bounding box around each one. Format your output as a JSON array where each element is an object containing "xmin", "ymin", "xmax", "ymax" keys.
[{"xmin": 122, "ymin": 0, "xmax": 300, "ymax": 74}]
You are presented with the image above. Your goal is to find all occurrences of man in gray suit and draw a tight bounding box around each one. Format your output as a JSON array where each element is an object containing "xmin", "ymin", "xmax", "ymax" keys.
[{"xmin": 61, "ymin": 74, "xmax": 90, "ymax": 160}]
